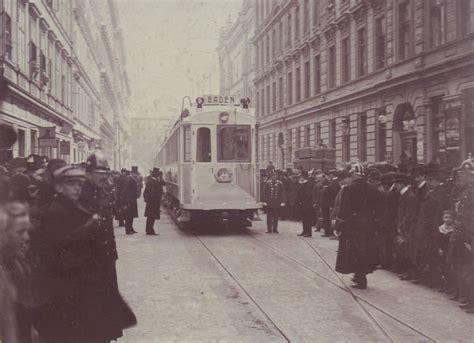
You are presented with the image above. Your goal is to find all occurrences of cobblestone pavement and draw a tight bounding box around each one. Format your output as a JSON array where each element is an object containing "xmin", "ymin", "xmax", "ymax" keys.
[{"xmin": 115, "ymin": 210, "xmax": 473, "ymax": 343}]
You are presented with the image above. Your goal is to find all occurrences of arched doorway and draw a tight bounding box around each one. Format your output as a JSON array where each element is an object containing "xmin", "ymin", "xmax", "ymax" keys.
[
  {"xmin": 392, "ymin": 102, "xmax": 417, "ymax": 165},
  {"xmin": 277, "ymin": 132, "xmax": 285, "ymax": 169}
]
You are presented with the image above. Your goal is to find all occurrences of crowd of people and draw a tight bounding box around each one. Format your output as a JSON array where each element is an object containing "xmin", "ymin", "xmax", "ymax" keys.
[{"xmin": 261, "ymin": 158, "xmax": 474, "ymax": 311}]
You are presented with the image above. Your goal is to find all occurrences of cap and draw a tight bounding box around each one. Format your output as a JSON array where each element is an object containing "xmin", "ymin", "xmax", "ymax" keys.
[
  {"xmin": 26, "ymin": 154, "xmax": 46, "ymax": 171},
  {"xmin": 86, "ymin": 151, "xmax": 109, "ymax": 173},
  {"xmin": 53, "ymin": 165, "xmax": 86, "ymax": 182},
  {"xmin": 131, "ymin": 166, "xmax": 138, "ymax": 172},
  {"xmin": 350, "ymin": 160, "xmax": 365, "ymax": 176}
]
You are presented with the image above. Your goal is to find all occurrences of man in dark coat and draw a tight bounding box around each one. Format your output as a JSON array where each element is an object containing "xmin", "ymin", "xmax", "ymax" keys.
[
  {"xmin": 312, "ymin": 172, "xmax": 328, "ymax": 232},
  {"xmin": 143, "ymin": 168, "xmax": 164, "ymax": 235},
  {"xmin": 296, "ymin": 170, "xmax": 314, "ymax": 237},
  {"xmin": 261, "ymin": 170, "xmax": 286, "ymax": 233},
  {"xmin": 116, "ymin": 169, "xmax": 139, "ymax": 235},
  {"xmin": 320, "ymin": 175, "xmax": 340, "ymax": 238},
  {"xmin": 335, "ymin": 162, "xmax": 382, "ymax": 289}
]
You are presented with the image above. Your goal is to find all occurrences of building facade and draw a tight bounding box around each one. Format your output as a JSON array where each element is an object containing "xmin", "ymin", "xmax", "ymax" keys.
[
  {"xmin": 217, "ymin": 0, "xmax": 256, "ymax": 101},
  {"xmin": 253, "ymin": 0, "xmax": 474, "ymax": 170},
  {"xmin": 0, "ymin": 0, "xmax": 131, "ymax": 168}
]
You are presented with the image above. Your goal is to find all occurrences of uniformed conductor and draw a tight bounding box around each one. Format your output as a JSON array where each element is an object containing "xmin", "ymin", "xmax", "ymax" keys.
[{"xmin": 261, "ymin": 170, "xmax": 286, "ymax": 233}]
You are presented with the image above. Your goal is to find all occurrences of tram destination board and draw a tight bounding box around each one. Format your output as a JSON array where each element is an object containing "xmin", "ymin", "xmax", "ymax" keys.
[{"xmin": 203, "ymin": 95, "xmax": 239, "ymax": 106}]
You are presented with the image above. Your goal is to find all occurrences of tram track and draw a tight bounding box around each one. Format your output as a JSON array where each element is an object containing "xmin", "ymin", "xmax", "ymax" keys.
[{"xmin": 249, "ymin": 234, "xmax": 437, "ymax": 343}]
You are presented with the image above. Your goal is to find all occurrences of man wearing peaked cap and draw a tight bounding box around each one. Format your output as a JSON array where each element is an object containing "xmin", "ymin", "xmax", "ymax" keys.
[{"xmin": 261, "ymin": 169, "xmax": 286, "ymax": 233}]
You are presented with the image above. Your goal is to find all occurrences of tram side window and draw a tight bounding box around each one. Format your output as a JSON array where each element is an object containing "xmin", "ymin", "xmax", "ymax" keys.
[
  {"xmin": 196, "ymin": 127, "xmax": 211, "ymax": 162},
  {"xmin": 183, "ymin": 126, "xmax": 191, "ymax": 162},
  {"xmin": 217, "ymin": 125, "xmax": 251, "ymax": 162}
]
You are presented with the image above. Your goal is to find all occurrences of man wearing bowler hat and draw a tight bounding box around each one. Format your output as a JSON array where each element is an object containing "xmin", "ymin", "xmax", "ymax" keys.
[{"xmin": 143, "ymin": 167, "xmax": 164, "ymax": 235}]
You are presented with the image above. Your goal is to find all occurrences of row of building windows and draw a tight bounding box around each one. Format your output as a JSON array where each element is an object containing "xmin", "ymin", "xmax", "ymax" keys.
[{"xmin": 255, "ymin": 0, "xmax": 471, "ymax": 117}]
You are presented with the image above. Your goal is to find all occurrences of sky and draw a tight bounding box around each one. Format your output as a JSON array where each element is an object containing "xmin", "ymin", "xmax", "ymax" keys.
[{"xmin": 116, "ymin": 0, "xmax": 242, "ymax": 120}]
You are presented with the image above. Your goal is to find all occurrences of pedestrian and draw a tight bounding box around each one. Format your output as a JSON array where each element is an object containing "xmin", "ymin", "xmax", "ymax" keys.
[
  {"xmin": 335, "ymin": 161, "xmax": 382, "ymax": 289},
  {"xmin": 296, "ymin": 170, "xmax": 314, "ymax": 237},
  {"xmin": 312, "ymin": 171, "xmax": 327, "ymax": 233},
  {"xmin": 261, "ymin": 170, "xmax": 286, "ymax": 233},
  {"xmin": 31, "ymin": 164, "xmax": 136, "ymax": 342},
  {"xmin": 436, "ymin": 210, "xmax": 457, "ymax": 292},
  {"xmin": 143, "ymin": 167, "xmax": 164, "ymax": 235},
  {"xmin": 130, "ymin": 166, "xmax": 143, "ymax": 199},
  {"xmin": 0, "ymin": 202, "xmax": 35, "ymax": 343},
  {"xmin": 116, "ymin": 168, "xmax": 139, "ymax": 235},
  {"xmin": 320, "ymin": 173, "xmax": 340, "ymax": 238}
]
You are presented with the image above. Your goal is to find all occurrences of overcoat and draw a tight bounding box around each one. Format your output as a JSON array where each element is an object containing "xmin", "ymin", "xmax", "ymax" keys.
[
  {"xmin": 296, "ymin": 180, "xmax": 314, "ymax": 219},
  {"xmin": 262, "ymin": 179, "xmax": 286, "ymax": 208},
  {"xmin": 397, "ymin": 185, "xmax": 418, "ymax": 260},
  {"xmin": 116, "ymin": 175, "xmax": 138, "ymax": 219},
  {"xmin": 335, "ymin": 177, "xmax": 381, "ymax": 274},
  {"xmin": 143, "ymin": 175, "xmax": 164, "ymax": 219},
  {"xmin": 31, "ymin": 195, "xmax": 136, "ymax": 342}
]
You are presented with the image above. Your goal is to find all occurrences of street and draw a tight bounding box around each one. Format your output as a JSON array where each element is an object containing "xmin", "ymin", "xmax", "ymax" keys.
[{"xmin": 115, "ymin": 206, "xmax": 474, "ymax": 343}]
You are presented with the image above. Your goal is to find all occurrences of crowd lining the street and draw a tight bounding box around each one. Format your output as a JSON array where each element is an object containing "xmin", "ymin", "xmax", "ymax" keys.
[{"xmin": 261, "ymin": 158, "xmax": 474, "ymax": 308}]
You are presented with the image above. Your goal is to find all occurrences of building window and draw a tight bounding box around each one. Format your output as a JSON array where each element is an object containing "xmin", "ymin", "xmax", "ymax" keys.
[
  {"xmin": 287, "ymin": 14, "xmax": 292, "ymax": 48},
  {"xmin": 357, "ymin": 27, "xmax": 367, "ymax": 77},
  {"xmin": 429, "ymin": 2, "xmax": 445, "ymax": 48},
  {"xmin": 304, "ymin": 60, "xmax": 310, "ymax": 99},
  {"xmin": 330, "ymin": 120, "xmax": 336, "ymax": 148},
  {"xmin": 266, "ymin": 35, "xmax": 270, "ymax": 63},
  {"xmin": 266, "ymin": 85, "xmax": 270, "ymax": 114},
  {"xmin": 313, "ymin": 0, "xmax": 319, "ymax": 27},
  {"xmin": 398, "ymin": 0, "xmax": 411, "ymax": 60},
  {"xmin": 256, "ymin": 91, "xmax": 260, "ymax": 117},
  {"xmin": 295, "ymin": 6, "xmax": 300, "ymax": 41},
  {"xmin": 303, "ymin": 0, "xmax": 309, "ymax": 34},
  {"xmin": 261, "ymin": 88, "xmax": 265, "ymax": 115},
  {"xmin": 272, "ymin": 29, "xmax": 276, "ymax": 59},
  {"xmin": 375, "ymin": 16, "xmax": 386, "ymax": 70},
  {"xmin": 305, "ymin": 125, "xmax": 311, "ymax": 147},
  {"xmin": 328, "ymin": 46, "xmax": 336, "ymax": 89},
  {"xmin": 295, "ymin": 67, "xmax": 301, "ymax": 102},
  {"xmin": 377, "ymin": 115, "xmax": 387, "ymax": 161},
  {"xmin": 288, "ymin": 129, "xmax": 293, "ymax": 162},
  {"xmin": 341, "ymin": 37, "xmax": 350, "ymax": 83},
  {"xmin": 278, "ymin": 76, "xmax": 284, "ymax": 108},
  {"xmin": 18, "ymin": 3, "xmax": 27, "ymax": 72},
  {"xmin": 296, "ymin": 127, "xmax": 301, "ymax": 148},
  {"xmin": 316, "ymin": 123, "xmax": 321, "ymax": 143},
  {"xmin": 288, "ymin": 71, "xmax": 293, "ymax": 105},
  {"xmin": 5, "ymin": 15, "xmax": 12, "ymax": 60},
  {"xmin": 272, "ymin": 81, "xmax": 276, "ymax": 112},
  {"xmin": 279, "ymin": 21, "xmax": 283, "ymax": 55},
  {"xmin": 342, "ymin": 118, "xmax": 350, "ymax": 162},
  {"xmin": 458, "ymin": 0, "xmax": 471, "ymax": 37},
  {"xmin": 197, "ymin": 127, "xmax": 211, "ymax": 162},
  {"xmin": 18, "ymin": 129, "xmax": 25, "ymax": 157},
  {"xmin": 314, "ymin": 55, "xmax": 321, "ymax": 94},
  {"xmin": 359, "ymin": 114, "xmax": 367, "ymax": 161}
]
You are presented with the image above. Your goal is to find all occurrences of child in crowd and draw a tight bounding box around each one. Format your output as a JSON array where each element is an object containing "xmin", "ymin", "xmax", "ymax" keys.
[{"xmin": 436, "ymin": 210, "xmax": 456, "ymax": 292}]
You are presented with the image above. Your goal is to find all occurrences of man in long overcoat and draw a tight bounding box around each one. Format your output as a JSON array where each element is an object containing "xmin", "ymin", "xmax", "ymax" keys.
[
  {"xmin": 143, "ymin": 168, "xmax": 164, "ymax": 235},
  {"xmin": 335, "ymin": 162, "xmax": 382, "ymax": 289},
  {"xmin": 261, "ymin": 170, "xmax": 286, "ymax": 233},
  {"xmin": 116, "ymin": 169, "xmax": 139, "ymax": 234},
  {"xmin": 32, "ymin": 164, "xmax": 136, "ymax": 342},
  {"xmin": 296, "ymin": 171, "xmax": 315, "ymax": 237}
]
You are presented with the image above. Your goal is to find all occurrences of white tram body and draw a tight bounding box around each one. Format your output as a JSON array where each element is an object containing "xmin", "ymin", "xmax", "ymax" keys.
[{"xmin": 156, "ymin": 97, "xmax": 261, "ymax": 225}]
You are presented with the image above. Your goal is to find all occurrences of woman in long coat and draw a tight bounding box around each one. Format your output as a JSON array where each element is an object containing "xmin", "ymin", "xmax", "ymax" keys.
[{"xmin": 335, "ymin": 165, "xmax": 382, "ymax": 289}]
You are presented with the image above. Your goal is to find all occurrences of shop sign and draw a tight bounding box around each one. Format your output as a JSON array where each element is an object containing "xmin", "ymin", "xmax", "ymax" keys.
[
  {"xmin": 38, "ymin": 126, "xmax": 56, "ymax": 147},
  {"xmin": 60, "ymin": 141, "xmax": 70, "ymax": 155},
  {"xmin": 203, "ymin": 95, "xmax": 238, "ymax": 105}
]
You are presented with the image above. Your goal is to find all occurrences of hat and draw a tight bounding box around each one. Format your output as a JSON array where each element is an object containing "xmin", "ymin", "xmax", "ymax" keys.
[
  {"xmin": 131, "ymin": 166, "xmax": 138, "ymax": 173},
  {"xmin": 86, "ymin": 151, "xmax": 109, "ymax": 173},
  {"xmin": 425, "ymin": 164, "xmax": 446, "ymax": 181},
  {"xmin": 300, "ymin": 170, "xmax": 309, "ymax": 178},
  {"xmin": 350, "ymin": 160, "xmax": 365, "ymax": 176},
  {"xmin": 53, "ymin": 165, "xmax": 86, "ymax": 182},
  {"xmin": 152, "ymin": 167, "xmax": 160, "ymax": 176},
  {"xmin": 26, "ymin": 154, "xmax": 45, "ymax": 171},
  {"xmin": 454, "ymin": 154, "xmax": 474, "ymax": 175},
  {"xmin": 409, "ymin": 163, "xmax": 428, "ymax": 177}
]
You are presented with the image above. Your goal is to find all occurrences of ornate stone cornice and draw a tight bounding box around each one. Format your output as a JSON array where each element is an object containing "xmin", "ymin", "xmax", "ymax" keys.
[
  {"xmin": 323, "ymin": 24, "xmax": 336, "ymax": 43},
  {"xmin": 351, "ymin": 2, "xmax": 367, "ymax": 25},
  {"xmin": 367, "ymin": 0, "xmax": 386, "ymax": 13},
  {"xmin": 335, "ymin": 13, "xmax": 351, "ymax": 35}
]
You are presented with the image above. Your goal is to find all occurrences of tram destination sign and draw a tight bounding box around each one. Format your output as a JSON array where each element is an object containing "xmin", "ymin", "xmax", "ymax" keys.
[{"xmin": 203, "ymin": 95, "xmax": 239, "ymax": 106}]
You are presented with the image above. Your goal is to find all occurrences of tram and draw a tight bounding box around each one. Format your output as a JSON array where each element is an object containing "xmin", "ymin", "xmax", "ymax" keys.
[{"xmin": 156, "ymin": 95, "xmax": 261, "ymax": 227}]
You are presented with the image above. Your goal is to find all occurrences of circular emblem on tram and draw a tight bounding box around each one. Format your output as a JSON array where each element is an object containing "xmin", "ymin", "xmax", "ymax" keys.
[
  {"xmin": 219, "ymin": 112, "xmax": 230, "ymax": 123},
  {"xmin": 215, "ymin": 168, "xmax": 233, "ymax": 183}
]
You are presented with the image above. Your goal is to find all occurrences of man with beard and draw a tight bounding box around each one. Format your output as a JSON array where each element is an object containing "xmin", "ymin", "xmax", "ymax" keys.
[{"xmin": 335, "ymin": 161, "xmax": 382, "ymax": 289}]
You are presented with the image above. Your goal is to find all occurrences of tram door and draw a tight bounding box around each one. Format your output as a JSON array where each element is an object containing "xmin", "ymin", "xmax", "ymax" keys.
[{"xmin": 193, "ymin": 126, "xmax": 214, "ymax": 200}]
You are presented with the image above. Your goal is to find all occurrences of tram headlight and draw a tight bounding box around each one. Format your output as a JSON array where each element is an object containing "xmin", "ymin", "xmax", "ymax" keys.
[{"xmin": 215, "ymin": 168, "xmax": 233, "ymax": 183}]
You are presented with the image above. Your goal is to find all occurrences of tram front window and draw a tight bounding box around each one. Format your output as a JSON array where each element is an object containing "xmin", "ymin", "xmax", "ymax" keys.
[
  {"xmin": 197, "ymin": 127, "xmax": 211, "ymax": 162},
  {"xmin": 217, "ymin": 125, "xmax": 251, "ymax": 162}
]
